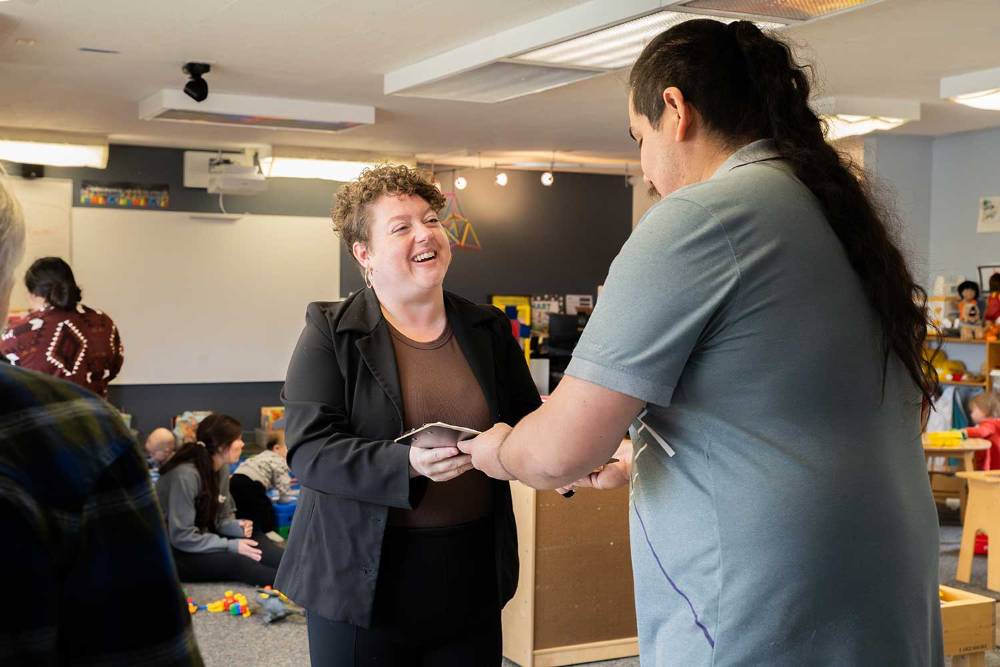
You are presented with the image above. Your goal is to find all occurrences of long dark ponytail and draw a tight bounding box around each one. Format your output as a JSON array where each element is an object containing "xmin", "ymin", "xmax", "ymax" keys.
[
  {"xmin": 25, "ymin": 257, "xmax": 82, "ymax": 310},
  {"xmin": 159, "ymin": 413, "xmax": 242, "ymax": 531},
  {"xmin": 629, "ymin": 19, "xmax": 935, "ymax": 403}
]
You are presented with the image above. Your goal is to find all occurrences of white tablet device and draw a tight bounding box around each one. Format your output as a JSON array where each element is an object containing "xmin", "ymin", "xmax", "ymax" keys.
[{"xmin": 394, "ymin": 422, "xmax": 482, "ymax": 447}]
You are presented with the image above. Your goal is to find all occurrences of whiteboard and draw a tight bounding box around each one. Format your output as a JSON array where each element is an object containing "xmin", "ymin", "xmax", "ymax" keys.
[
  {"xmin": 72, "ymin": 208, "xmax": 340, "ymax": 384},
  {"xmin": 4, "ymin": 177, "xmax": 73, "ymax": 312}
]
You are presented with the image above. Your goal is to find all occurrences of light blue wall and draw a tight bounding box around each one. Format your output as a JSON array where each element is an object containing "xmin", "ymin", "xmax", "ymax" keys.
[
  {"xmin": 863, "ymin": 135, "xmax": 933, "ymax": 286},
  {"xmin": 864, "ymin": 128, "xmax": 1000, "ymax": 372},
  {"xmin": 927, "ymin": 127, "xmax": 1000, "ymax": 286}
]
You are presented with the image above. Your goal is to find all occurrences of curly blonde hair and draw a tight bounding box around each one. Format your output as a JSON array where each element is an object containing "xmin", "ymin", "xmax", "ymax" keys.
[
  {"xmin": 331, "ymin": 164, "xmax": 446, "ymax": 259},
  {"xmin": 969, "ymin": 391, "xmax": 1000, "ymax": 419}
]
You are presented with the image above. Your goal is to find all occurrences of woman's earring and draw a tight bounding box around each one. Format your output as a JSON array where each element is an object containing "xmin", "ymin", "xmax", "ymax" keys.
[{"xmin": 364, "ymin": 266, "xmax": 373, "ymax": 289}]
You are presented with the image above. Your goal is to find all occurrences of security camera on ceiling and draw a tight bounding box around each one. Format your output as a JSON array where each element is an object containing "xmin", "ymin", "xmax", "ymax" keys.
[{"xmin": 182, "ymin": 62, "xmax": 211, "ymax": 102}]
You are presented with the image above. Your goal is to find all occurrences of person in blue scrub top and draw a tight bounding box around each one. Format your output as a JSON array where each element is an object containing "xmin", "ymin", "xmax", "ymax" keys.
[{"xmin": 461, "ymin": 18, "xmax": 943, "ymax": 667}]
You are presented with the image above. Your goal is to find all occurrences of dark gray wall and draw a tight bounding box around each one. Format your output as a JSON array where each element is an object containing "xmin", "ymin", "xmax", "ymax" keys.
[
  {"xmin": 106, "ymin": 382, "xmax": 283, "ymax": 439},
  {"xmin": 9, "ymin": 146, "xmax": 632, "ymax": 434},
  {"xmin": 340, "ymin": 168, "xmax": 633, "ymax": 304}
]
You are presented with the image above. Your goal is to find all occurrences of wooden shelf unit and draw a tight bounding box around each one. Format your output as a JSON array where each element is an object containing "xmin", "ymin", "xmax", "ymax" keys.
[
  {"xmin": 503, "ymin": 478, "xmax": 638, "ymax": 667},
  {"xmin": 928, "ymin": 336, "xmax": 992, "ymax": 345},
  {"xmin": 927, "ymin": 337, "xmax": 1000, "ymax": 392}
]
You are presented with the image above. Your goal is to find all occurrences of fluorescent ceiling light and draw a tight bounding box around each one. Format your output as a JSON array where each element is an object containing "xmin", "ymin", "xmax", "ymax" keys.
[
  {"xmin": 385, "ymin": 1, "xmax": 782, "ymax": 103},
  {"xmin": 678, "ymin": 0, "xmax": 878, "ymax": 22},
  {"xmin": 387, "ymin": 0, "xmax": 879, "ymax": 103},
  {"xmin": 0, "ymin": 138, "xmax": 108, "ymax": 168},
  {"xmin": 812, "ymin": 97, "xmax": 920, "ymax": 140},
  {"xmin": 941, "ymin": 66, "xmax": 1000, "ymax": 111},
  {"xmin": 516, "ymin": 11, "xmax": 784, "ymax": 70},
  {"xmin": 949, "ymin": 90, "xmax": 1000, "ymax": 111},
  {"xmin": 391, "ymin": 61, "xmax": 603, "ymax": 103},
  {"xmin": 261, "ymin": 157, "xmax": 375, "ymax": 182},
  {"xmin": 139, "ymin": 90, "xmax": 374, "ymax": 133},
  {"xmin": 822, "ymin": 115, "xmax": 907, "ymax": 141},
  {"xmin": 417, "ymin": 150, "xmax": 640, "ymax": 176}
]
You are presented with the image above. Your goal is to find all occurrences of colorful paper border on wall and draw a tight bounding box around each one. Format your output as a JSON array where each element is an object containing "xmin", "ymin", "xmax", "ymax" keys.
[{"xmin": 80, "ymin": 182, "xmax": 170, "ymax": 209}]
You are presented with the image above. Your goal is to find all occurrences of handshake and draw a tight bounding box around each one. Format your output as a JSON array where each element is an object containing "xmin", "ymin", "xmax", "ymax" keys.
[{"xmin": 401, "ymin": 421, "xmax": 631, "ymax": 494}]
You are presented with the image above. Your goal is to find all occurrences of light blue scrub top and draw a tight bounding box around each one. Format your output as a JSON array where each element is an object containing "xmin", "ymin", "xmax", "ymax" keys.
[{"xmin": 566, "ymin": 140, "xmax": 943, "ymax": 666}]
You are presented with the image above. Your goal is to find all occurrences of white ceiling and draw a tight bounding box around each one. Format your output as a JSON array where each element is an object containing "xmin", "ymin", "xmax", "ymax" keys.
[{"xmin": 0, "ymin": 0, "xmax": 998, "ymax": 165}]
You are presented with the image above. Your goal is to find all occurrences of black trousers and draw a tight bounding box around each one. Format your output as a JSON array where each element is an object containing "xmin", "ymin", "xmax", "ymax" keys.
[
  {"xmin": 306, "ymin": 518, "xmax": 501, "ymax": 666},
  {"xmin": 172, "ymin": 530, "xmax": 284, "ymax": 587},
  {"xmin": 230, "ymin": 473, "xmax": 277, "ymax": 534}
]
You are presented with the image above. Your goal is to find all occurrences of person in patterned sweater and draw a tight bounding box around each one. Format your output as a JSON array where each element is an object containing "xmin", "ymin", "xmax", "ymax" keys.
[{"xmin": 0, "ymin": 256, "xmax": 123, "ymax": 397}]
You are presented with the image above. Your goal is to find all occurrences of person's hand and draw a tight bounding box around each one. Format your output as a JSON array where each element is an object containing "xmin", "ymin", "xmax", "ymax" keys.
[
  {"xmin": 457, "ymin": 423, "xmax": 514, "ymax": 481},
  {"xmin": 408, "ymin": 446, "xmax": 473, "ymax": 482},
  {"xmin": 235, "ymin": 539, "xmax": 262, "ymax": 561},
  {"xmin": 238, "ymin": 519, "xmax": 253, "ymax": 537},
  {"xmin": 555, "ymin": 459, "xmax": 631, "ymax": 495},
  {"xmin": 555, "ymin": 439, "xmax": 633, "ymax": 495}
]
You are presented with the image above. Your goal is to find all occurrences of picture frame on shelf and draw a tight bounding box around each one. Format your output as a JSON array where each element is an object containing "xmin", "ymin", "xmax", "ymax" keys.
[{"xmin": 978, "ymin": 265, "xmax": 1000, "ymax": 291}]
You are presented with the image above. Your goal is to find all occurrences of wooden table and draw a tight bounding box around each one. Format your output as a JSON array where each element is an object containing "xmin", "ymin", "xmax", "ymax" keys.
[{"xmin": 922, "ymin": 436, "xmax": 990, "ymax": 522}]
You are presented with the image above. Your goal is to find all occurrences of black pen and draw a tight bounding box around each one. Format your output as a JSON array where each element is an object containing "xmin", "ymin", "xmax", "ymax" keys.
[{"xmin": 559, "ymin": 457, "xmax": 618, "ymax": 498}]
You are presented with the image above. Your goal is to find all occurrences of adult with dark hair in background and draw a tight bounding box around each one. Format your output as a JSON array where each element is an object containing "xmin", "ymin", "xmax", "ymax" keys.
[
  {"xmin": 156, "ymin": 413, "xmax": 283, "ymax": 586},
  {"xmin": 0, "ymin": 256, "xmax": 123, "ymax": 397},
  {"xmin": 230, "ymin": 435, "xmax": 293, "ymax": 538},
  {"xmin": 460, "ymin": 19, "xmax": 942, "ymax": 666},
  {"xmin": 0, "ymin": 178, "xmax": 202, "ymax": 664}
]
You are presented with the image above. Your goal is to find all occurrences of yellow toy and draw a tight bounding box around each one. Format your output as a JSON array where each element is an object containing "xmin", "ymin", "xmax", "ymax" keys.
[{"xmin": 925, "ymin": 430, "xmax": 967, "ymax": 448}]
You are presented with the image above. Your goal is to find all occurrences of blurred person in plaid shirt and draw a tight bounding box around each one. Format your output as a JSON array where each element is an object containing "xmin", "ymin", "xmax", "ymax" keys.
[{"xmin": 0, "ymin": 175, "xmax": 202, "ymax": 666}]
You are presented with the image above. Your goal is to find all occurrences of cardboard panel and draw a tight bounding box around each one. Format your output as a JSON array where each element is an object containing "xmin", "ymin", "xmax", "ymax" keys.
[{"xmin": 533, "ymin": 484, "xmax": 636, "ymax": 649}]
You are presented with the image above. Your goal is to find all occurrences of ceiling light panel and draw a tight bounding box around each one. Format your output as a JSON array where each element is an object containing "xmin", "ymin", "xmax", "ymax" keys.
[
  {"xmin": 391, "ymin": 61, "xmax": 604, "ymax": 104},
  {"xmin": 0, "ymin": 140, "xmax": 108, "ymax": 168},
  {"xmin": 678, "ymin": 0, "xmax": 878, "ymax": 21},
  {"xmin": 516, "ymin": 10, "xmax": 783, "ymax": 70},
  {"xmin": 941, "ymin": 66, "xmax": 1000, "ymax": 111},
  {"xmin": 949, "ymin": 90, "xmax": 1000, "ymax": 112},
  {"xmin": 822, "ymin": 115, "xmax": 906, "ymax": 141},
  {"xmin": 139, "ymin": 90, "xmax": 374, "ymax": 133},
  {"xmin": 385, "ymin": 0, "xmax": 877, "ymax": 104},
  {"xmin": 812, "ymin": 96, "xmax": 920, "ymax": 140},
  {"xmin": 262, "ymin": 158, "xmax": 375, "ymax": 181}
]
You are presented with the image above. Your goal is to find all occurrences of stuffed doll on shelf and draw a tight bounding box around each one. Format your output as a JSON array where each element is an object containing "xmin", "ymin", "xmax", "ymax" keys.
[
  {"xmin": 957, "ymin": 280, "xmax": 984, "ymax": 340},
  {"xmin": 985, "ymin": 273, "xmax": 1000, "ymax": 325}
]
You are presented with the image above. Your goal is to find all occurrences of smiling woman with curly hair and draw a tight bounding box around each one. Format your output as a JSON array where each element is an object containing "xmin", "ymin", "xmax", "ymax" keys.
[{"xmin": 275, "ymin": 163, "xmax": 541, "ymax": 665}]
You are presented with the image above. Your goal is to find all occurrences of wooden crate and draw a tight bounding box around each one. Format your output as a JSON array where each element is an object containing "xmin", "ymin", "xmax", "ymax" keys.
[
  {"xmin": 503, "ymin": 479, "xmax": 637, "ymax": 667},
  {"xmin": 940, "ymin": 585, "xmax": 995, "ymax": 666}
]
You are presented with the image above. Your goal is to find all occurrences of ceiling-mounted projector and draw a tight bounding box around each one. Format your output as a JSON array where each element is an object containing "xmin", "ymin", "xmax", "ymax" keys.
[{"xmin": 207, "ymin": 158, "xmax": 267, "ymax": 196}]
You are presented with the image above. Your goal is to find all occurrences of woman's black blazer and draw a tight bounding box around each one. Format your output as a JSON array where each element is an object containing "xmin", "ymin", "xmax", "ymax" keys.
[{"xmin": 275, "ymin": 287, "xmax": 542, "ymax": 626}]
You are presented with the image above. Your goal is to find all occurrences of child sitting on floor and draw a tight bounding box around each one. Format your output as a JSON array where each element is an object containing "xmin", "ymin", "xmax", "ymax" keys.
[{"xmin": 230, "ymin": 435, "xmax": 293, "ymax": 541}]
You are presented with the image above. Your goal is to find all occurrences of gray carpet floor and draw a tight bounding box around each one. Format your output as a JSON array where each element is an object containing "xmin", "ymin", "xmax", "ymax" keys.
[{"xmin": 184, "ymin": 524, "xmax": 999, "ymax": 666}]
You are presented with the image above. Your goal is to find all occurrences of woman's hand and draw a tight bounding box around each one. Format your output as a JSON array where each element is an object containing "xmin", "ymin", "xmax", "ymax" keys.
[
  {"xmin": 235, "ymin": 539, "xmax": 262, "ymax": 561},
  {"xmin": 408, "ymin": 446, "xmax": 473, "ymax": 482},
  {"xmin": 238, "ymin": 519, "xmax": 253, "ymax": 537}
]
